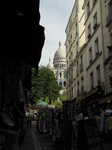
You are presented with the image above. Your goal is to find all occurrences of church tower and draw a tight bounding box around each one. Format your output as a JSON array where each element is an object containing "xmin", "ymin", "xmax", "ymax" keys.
[{"xmin": 47, "ymin": 41, "xmax": 66, "ymax": 94}]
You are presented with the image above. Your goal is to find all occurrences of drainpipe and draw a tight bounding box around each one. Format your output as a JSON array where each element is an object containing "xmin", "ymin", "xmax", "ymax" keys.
[{"xmin": 100, "ymin": 0, "xmax": 107, "ymax": 94}]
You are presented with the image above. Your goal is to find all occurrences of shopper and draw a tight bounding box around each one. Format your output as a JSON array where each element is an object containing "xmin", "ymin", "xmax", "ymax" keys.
[
  {"xmin": 105, "ymin": 112, "xmax": 112, "ymax": 142},
  {"xmin": 27, "ymin": 111, "xmax": 33, "ymax": 129}
]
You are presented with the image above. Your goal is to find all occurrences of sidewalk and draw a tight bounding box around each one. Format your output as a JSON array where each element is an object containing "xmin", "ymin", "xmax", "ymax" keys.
[
  {"xmin": 19, "ymin": 121, "xmax": 42, "ymax": 150},
  {"xmin": 18, "ymin": 121, "xmax": 55, "ymax": 150}
]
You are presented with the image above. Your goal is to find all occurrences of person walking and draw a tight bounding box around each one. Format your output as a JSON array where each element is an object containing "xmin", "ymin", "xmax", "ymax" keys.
[
  {"xmin": 27, "ymin": 111, "xmax": 33, "ymax": 129},
  {"xmin": 105, "ymin": 112, "xmax": 112, "ymax": 142}
]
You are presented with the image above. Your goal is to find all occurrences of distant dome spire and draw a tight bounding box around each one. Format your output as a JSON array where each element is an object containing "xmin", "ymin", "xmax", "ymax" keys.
[
  {"xmin": 47, "ymin": 57, "xmax": 54, "ymax": 70},
  {"xmin": 59, "ymin": 40, "xmax": 61, "ymax": 48},
  {"xmin": 49, "ymin": 58, "xmax": 51, "ymax": 62}
]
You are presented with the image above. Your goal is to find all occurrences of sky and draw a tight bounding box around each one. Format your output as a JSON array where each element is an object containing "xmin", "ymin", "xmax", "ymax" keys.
[{"xmin": 39, "ymin": 0, "xmax": 75, "ymax": 67}]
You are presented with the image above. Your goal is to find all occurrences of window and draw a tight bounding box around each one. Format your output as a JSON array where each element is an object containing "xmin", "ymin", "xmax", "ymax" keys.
[
  {"xmin": 88, "ymin": 24, "xmax": 91, "ymax": 38},
  {"xmin": 72, "ymin": 87, "xmax": 73, "ymax": 98},
  {"xmin": 70, "ymin": 35, "xmax": 72, "ymax": 47},
  {"xmin": 76, "ymin": 5, "xmax": 78, "ymax": 14},
  {"xmin": 69, "ymin": 40, "xmax": 70, "ymax": 50},
  {"xmin": 90, "ymin": 72, "xmax": 94, "ymax": 89},
  {"xmin": 96, "ymin": 65, "xmax": 101, "ymax": 85},
  {"xmin": 81, "ymin": 77, "xmax": 84, "ymax": 93},
  {"xmin": 59, "ymin": 81, "xmax": 62, "ymax": 86},
  {"xmin": 89, "ymin": 47, "xmax": 92, "ymax": 63},
  {"xmin": 95, "ymin": 38, "xmax": 99, "ymax": 56},
  {"xmin": 87, "ymin": 1, "xmax": 90, "ymax": 17},
  {"xmin": 93, "ymin": 0, "xmax": 96, "ymax": 6},
  {"xmin": 60, "ymin": 73, "xmax": 62, "ymax": 78},
  {"xmin": 76, "ymin": 23, "xmax": 78, "ymax": 36},
  {"xmin": 64, "ymin": 72, "xmax": 66, "ymax": 79},
  {"xmin": 66, "ymin": 45, "xmax": 68, "ymax": 52},
  {"xmin": 77, "ymin": 81, "xmax": 79, "ymax": 96},
  {"xmin": 63, "ymin": 81, "xmax": 66, "ymax": 87},
  {"xmin": 77, "ymin": 61, "xmax": 79, "ymax": 76},
  {"xmin": 76, "ymin": 41, "xmax": 78, "ymax": 54},
  {"xmin": 69, "ymin": 56, "xmax": 71, "ymax": 65},
  {"xmin": 69, "ymin": 57, "xmax": 70, "ymax": 66},
  {"xmin": 80, "ymin": 55, "xmax": 83, "ymax": 72},
  {"xmin": 71, "ymin": 52, "xmax": 73, "ymax": 63},
  {"xmin": 93, "ymin": 13, "xmax": 97, "ymax": 29},
  {"xmin": 71, "ymin": 74, "xmax": 73, "ymax": 83}
]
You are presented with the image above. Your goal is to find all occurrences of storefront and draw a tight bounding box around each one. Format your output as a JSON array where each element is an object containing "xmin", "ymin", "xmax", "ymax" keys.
[
  {"xmin": 75, "ymin": 86, "xmax": 104, "ymax": 111},
  {"xmin": 99, "ymin": 92, "xmax": 112, "ymax": 109}
]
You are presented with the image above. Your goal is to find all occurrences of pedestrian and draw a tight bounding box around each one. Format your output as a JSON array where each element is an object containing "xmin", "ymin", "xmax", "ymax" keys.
[
  {"xmin": 93, "ymin": 110, "xmax": 100, "ymax": 131},
  {"xmin": 105, "ymin": 112, "xmax": 112, "ymax": 142},
  {"xmin": 27, "ymin": 111, "xmax": 32, "ymax": 129},
  {"xmin": 73, "ymin": 108, "xmax": 83, "ymax": 139}
]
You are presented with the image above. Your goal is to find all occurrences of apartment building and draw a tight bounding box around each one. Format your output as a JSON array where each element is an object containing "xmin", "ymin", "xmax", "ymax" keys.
[
  {"xmin": 99, "ymin": 0, "xmax": 112, "ymax": 105},
  {"xmin": 65, "ymin": 0, "xmax": 112, "ymax": 109},
  {"xmin": 65, "ymin": 0, "xmax": 85, "ymax": 101}
]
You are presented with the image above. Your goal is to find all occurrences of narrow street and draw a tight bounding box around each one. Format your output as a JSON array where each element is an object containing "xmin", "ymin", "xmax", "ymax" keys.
[
  {"xmin": 18, "ymin": 121, "xmax": 112, "ymax": 150},
  {"xmin": 19, "ymin": 121, "xmax": 56, "ymax": 150}
]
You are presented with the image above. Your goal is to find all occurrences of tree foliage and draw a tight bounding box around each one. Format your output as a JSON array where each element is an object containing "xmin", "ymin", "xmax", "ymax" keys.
[
  {"xmin": 30, "ymin": 66, "xmax": 61, "ymax": 104},
  {"xmin": 59, "ymin": 92, "xmax": 67, "ymax": 101}
]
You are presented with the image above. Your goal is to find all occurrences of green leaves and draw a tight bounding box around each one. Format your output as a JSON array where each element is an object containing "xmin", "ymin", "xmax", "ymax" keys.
[{"xmin": 30, "ymin": 66, "xmax": 61, "ymax": 104}]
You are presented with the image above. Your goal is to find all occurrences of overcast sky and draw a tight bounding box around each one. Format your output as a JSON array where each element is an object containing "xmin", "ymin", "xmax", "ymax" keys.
[{"xmin": 39, "ymin": 0, "xmax": 75, "ymax": 66}]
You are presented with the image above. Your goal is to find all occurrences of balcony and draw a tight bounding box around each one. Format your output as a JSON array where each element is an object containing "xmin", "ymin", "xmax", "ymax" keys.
[{"xmin": 106, "ymin": 11, "xmax": 112, "ymax": 27}]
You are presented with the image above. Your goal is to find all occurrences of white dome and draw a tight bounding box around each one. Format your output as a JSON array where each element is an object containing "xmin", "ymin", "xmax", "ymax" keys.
[
  {"xmin": 54, "ymin": 41, "xmax": 66, "ymax": 60},
  {"xmin": 47, "ymin": 58, "xmax": 54, "ymax": 70}
]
